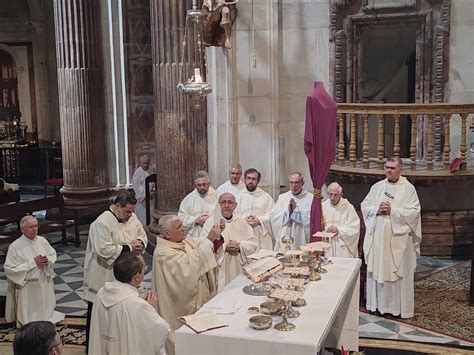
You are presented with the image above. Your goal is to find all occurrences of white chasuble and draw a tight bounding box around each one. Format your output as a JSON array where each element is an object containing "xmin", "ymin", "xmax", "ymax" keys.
[
  {"xmin": 202, "ymin": 214, "xmax": 258, "ymax": 291},
  {"xmin": 132, "ymin": 166, "xmax": 152, "ymax": 225},
  {"xmin": 216, "ymin": 180, "xmax": 246, "ymax": 197},
  {"xmin": 89, "ymin": 280, "xmax": 170, "ymax": 355},
  {"xmin": 83, "ymin": 210, "xmax": 148, "ymax": 302},
  {"xmin": 4, "ymin": 235, "xmax": 65, "ymax": 327},
  {"xmin": 322, "ymin": 197, "xmax": 360, "ymax": 258},
  {"xmin": 260, "ymin": 190, "xmax": 312, "ymax": 251},
  {"xmin": 178, "ymin": 187, "xmax": 218, "ymax": 239},
  {"xmin": 361, "ymin": 176, "xmax": 421, "ymax": 318},
  {"xmin": 236, "ymin": 187, "xmax": 275, "ymax": 250},
  {"xmin": 152, "ymin": 237, "xmax": 218, "ymax": 355}
]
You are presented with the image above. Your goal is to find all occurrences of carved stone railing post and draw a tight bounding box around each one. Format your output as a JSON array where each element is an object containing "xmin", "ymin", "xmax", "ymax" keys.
[
  {"xmin": 377, "ymin": 114, "xmax": 384, "ymax": 169},
  {"xmin": 337, "ymin": 112, "xmax": 345, "ymax": 166},
  {"xmin": 349, "ymin": 114, "xmax": 356, "ymax": 168},
  {"xmin": 53, "ymin": 0, "xmax": 109, "ymax": 206},
  {"xmin": 410, "ymin": 114, "xmax": 417, "ymax": 170},
  {"xmin": 362, "ymin": 113, "xmax": 369, "ymax": 169},
  {"xmin": 442, "ymin": 114, "xmax": 451, "ymax": 170},
  {"xmin": 426, "ymin": 115, "xmax": 434, "ymax": 170},
  {"xmin": 460, "ymin": 113, "xmax": 468, "ymax": 166},
  {"xmin": 393, "ymin": 114, "xmax": 400, "ymax": 157}
]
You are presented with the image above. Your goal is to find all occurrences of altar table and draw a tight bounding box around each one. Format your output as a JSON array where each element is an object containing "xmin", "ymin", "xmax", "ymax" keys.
[{"xmin": 176, "ymin": 257, "xmax": 362, "ymax": 355}]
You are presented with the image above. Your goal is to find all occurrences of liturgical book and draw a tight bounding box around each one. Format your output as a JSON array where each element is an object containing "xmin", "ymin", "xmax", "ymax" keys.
[
  {"xmin": 177, "ymin": 311, "xmax": 228, "ymax": 334},
  {"xmin": 243, "ymin": 256, "xmax": 283, "ymax": 282}
]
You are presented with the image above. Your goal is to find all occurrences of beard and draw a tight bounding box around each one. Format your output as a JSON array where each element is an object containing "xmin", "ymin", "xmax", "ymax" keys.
[{"xmin": 246, "ymin": 184, "xmax": 257, "ymax": 192}]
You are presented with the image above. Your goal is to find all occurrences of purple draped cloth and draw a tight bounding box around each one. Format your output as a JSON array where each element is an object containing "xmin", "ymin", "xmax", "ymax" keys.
[{"xmin": 304, "ymin": 81, "xmax": 337, "ymax": 242}]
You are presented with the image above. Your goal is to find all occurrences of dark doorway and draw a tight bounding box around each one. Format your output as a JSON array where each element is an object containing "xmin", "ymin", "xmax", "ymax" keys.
[{"xmin": 361, "ymin": 23, "xmax": 417, "ymax": 158}]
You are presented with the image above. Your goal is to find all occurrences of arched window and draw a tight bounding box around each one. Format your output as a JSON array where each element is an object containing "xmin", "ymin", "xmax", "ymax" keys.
[{"xmin": 0, "ymin": 49, "xmax": 19, "ymax": 114}]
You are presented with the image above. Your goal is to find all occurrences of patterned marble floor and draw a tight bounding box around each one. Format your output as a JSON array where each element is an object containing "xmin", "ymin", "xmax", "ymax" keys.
[{"xmin": 0, "ymin": 229, "xmax": 472, "ymax": 349}]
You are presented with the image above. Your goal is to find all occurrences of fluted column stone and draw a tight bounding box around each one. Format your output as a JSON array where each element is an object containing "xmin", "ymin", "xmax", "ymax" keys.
[
  {"xmin": 53, "ymin": 0, "xmax": 109, "ymax": 206},
  {"xmin": 151, "ymin": 0, "xmax": 208, "ymax": 213}
]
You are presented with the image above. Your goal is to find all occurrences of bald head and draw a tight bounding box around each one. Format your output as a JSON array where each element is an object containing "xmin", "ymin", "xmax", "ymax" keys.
[{"xmin": 218, "ymin": 192, "xmax": 237, "ymax": 219}]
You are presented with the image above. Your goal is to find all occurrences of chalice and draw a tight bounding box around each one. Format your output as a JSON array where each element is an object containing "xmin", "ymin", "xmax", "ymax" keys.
[
  {"xmin": 274, "ymin": 300, "xmax": 296, "ymax": 331},
  {"xmin": 307, "ymin": 249, "xmax": 322, "ymax": 281},
  {"xmin": 281, "ymin": 235, "xmax": 294, "ymax": 252}
]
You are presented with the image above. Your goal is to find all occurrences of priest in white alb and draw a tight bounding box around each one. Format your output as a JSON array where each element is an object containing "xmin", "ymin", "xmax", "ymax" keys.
[
  {"xmin": 178, "ymin": 170, "xmax": 218, "ymax": 238},
  {"xmin": 361, "ymin": 157, "xmax": 421, "ymax": 319},
  {"xmin": 236, "ymin": 168, "xmax": 275, "ymax": 250},
  {"xmin": 90, "ymin": 252, "xmax": 170, "ymax": 355},
  {"xmin": 216, "ymin": 163, "xmax": 246, "ymax": 197},
  {"xmin": 83, "ymin": 191, "xmax": 147, "ymax": 349},
  {"xmin": 132, "ymin": 154, "xmax": 154, "ymax": 225},
  {"xmin": 322, "ymin": 182, "xmax": 360, "ymax": 258},
  {"xmin": 202, "ymin": 192, "xmax": 258, "ymax": 290},
  {"xmin": 152, "ymin": 214, "xmax": 222, "ymax": 355},
  {"xmin": 260, "ymin": 172, "xmax": 312, "ymax": 251},
  {"xmin": 4, "ymin": 216, "xmax": 65, "ymax": 327}
]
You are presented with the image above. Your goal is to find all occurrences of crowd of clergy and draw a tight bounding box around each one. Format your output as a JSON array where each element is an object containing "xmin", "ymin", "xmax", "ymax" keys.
[{"xmin": 6, "ymin": 156, "xmax": 421, "ymax": 355}]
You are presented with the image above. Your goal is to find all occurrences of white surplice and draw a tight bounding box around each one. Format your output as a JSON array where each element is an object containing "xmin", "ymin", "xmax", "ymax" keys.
[
  {"xmin": 152, "ymin": 237, "xmax": 218, "ymax": 355},
  {"xmin": 260, "ymin": 190, "xmax": 312, "ymax": 251},
  {"xmin": 178, "ymin": 187, "xmax": 218, "ymax": 239},
  {"xmin": 132, "ymin": 166, "xmax": 153, "ymax": 225},
  {"xmin": 361, "ymin": 176, "xmax": 422, "ymax": 318},
  {"xmin": 4, "ymin": 235, "xmax": 65, "ymax": 327},
  {"xmin": 216, "ymin": 180, "xmax": 246, "ymax": 197},
  {"xmin": 89, "ymin": 280, "xmax": 170, "ymax": 355},
  {"xmin": 236, "ymin": 188, "xmax": 275, "ymax": 250},
  {"xmin": 322, "ymin": 197, "xmax": 360, "ymax": 258},
  {"xmin": 202, "ymin": 213, "xmax": 258, "ymax": 291},
  {"xmin": 83, "ymin": 210, "xmax": 148, "ymax": 303}
]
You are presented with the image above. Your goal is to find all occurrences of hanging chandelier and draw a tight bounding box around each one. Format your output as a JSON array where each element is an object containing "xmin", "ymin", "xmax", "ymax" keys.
[{"xmin": 177, "ymin": 0, "xmax": 212, "ymax": 100}]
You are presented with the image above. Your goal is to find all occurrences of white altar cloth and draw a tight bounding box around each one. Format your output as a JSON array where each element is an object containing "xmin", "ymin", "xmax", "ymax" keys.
[{"xmin": 176, "ymin": 257, "xmax": 361, "ymax": 355}]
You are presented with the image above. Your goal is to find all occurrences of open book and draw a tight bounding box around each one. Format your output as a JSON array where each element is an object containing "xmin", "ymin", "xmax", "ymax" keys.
[
  {"xmin": 177, "ymin": 311, "xmax": 228, "ymax": 334},
  {"xmin": 243, "ymin": 256, "xmax": 283, "ymax": 282}
]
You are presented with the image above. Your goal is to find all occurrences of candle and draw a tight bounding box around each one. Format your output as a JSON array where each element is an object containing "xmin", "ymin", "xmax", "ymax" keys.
[{"xmin": 194, "ymin": 68, "xmax": 202, "ymax": 83}]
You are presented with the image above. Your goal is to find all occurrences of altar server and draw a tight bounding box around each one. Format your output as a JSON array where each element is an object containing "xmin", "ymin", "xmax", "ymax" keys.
[
  {"xmin": 89, "ymin": 253, "xmax": 170, "ymax": 355},
  {"xmin": 4, "ymin": 216, "xmax": 65, "ymax": 327},
  {"xmin": 260, "ymin": 172, "xmax": 312, "ymax": 250},
  {"xmin": 322, "ymin": 182, "xmax": 360, "ymax": 258},
  {"xmin": 236, "ymin": 168, "xmax": 275, "ymax": 250},
  {"xmin": 216, "ymin": 163, "xmax": 246, "ymax": 196},
  {"xmin": 178, "ymin": 170, "xmax": 218, "ymax": 238},
  {"xmin": 361, "ymin": 157, "xmax": 421, "ymax": 318},
  {"xmin": 132, "ymin": 154, "xmax": 154, "ymax": 225}
]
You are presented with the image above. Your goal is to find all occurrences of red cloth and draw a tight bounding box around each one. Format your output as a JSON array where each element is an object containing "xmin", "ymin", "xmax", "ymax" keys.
[
  {"xmin": 304, "ymin": 82, "xmax": 337, "ymax": 242},
  {"xmin": 213, "ymin": 236, "xmax": 225, "ymax": 252}
]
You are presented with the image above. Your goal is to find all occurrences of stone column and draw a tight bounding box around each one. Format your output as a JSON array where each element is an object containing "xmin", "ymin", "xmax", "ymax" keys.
[
  {"xmin": 150, "ymin": 0, "xmax": 208, "ymax": 213},
  {"xmin": 53, "ymin": 0, "xmax": 109, "ymax": 206}
]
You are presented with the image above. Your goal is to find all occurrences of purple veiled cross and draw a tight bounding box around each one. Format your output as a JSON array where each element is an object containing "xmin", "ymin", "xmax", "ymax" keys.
[{"xmin": 304, "ymin": 81, "xmax": 337, "ymax": 242}]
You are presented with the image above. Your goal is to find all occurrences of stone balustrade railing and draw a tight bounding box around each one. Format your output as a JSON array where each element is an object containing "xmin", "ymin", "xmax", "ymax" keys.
[{"xmin": 336, "ymin": 103, "xmax": 474, "ymax": 171}]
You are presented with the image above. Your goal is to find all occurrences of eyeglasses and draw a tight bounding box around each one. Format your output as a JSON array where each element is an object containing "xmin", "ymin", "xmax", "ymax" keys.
[{"xmin": 51, "ymin": 336, "xmax": 64, "ymax": 350}]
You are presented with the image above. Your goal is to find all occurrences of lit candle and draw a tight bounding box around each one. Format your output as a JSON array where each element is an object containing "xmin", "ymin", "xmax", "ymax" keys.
[{"xmin": 194, "ymin": 68, "xmax": 202, "ymax": 83}]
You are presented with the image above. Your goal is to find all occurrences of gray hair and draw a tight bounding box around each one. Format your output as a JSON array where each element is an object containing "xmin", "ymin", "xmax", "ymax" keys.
[
  {"xmin": 229, "ymin": 164, "xmax": 242, "ymax": 173},
  {"xmin": 139, "ymin": 154, "xmax": 150, "ymax": 162},
  {"xmin": 328, "ymin": 182, "xmax": 343, "ymax": 194},
  {"xmin": 289, "ymin": 171, "xmax": 304, "ymax": 183},
  {"xmin": 20, "ymin": 215, "xmax": 37, "ymax": 230},
  {"xmin": 193, "ymin": 170, "xmax": 209, "ymax": 182},
  {"xmin": 157, "ymin": 215, "xmax": 180, "ymax": 237}
]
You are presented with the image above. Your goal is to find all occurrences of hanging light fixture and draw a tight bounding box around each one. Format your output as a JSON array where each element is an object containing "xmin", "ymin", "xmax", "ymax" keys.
[{"xmin": 177, "ymin": 0, "xmax": 212, "ymax": 102}]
